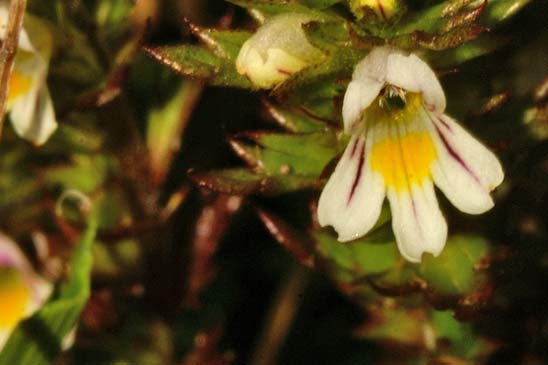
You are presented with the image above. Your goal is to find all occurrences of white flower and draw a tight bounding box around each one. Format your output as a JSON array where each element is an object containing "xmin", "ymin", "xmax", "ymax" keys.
[
  {"xmin": 317, "ymin": 47, "xmax": 504, "ymax": 263},
  {"xmin": 236, "ymin": 13, "xmax": 325, "ymax": 89},
  {"xmin": 0, "ymin": 232, "xmax": 52, "ymax": 349},
  {"xmin": 0, "ymin": 3, "xmax": 57, "ymax": 145}
]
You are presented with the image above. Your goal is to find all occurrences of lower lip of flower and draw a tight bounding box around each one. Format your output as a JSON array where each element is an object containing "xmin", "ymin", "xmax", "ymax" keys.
[
  {"xmin": 367, "ymin": 92, "xmax": 438, "ymax": 192},
  {"xmin": 371, "ymin": 131, "xmax": 437, "ymax": 191},
  {"xmin": 0, "ymin": 267, "xmax": 31, "ymax": 328}
]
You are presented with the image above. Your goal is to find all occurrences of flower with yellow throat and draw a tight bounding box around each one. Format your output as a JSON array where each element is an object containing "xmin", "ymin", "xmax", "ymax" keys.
[
  {"xmin": 318, "ymin": 47, "xmax": 504, "ymax": 263},
  {"xmin": 0, "ymin": 232, "xmax": 51, "ymax": 349},
  {"xmin": 0, "ymin": 2, "xmax": 57, "ymax": 145}
]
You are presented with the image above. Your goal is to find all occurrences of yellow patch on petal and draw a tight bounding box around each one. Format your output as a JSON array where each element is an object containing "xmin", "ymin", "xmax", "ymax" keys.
[
  {"xmin": 368, "ymin": 93, "xmax": 437, "ymax": 191},
  {"xmin": 7, "ymin": 71, "xmax": 33, "ymax": 103},
  {"xmin": 371, "ymin": 132, "xmax": 436, "ymax": 191},
  {"xmin": 0, "ymin": 267, "xmax": 31, "ymax": 328}
]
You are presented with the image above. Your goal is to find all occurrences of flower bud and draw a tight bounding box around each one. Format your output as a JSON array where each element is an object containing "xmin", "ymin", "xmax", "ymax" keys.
[
  {"xmin": 350, "ymin": 0, "xmax": 399, "ymax": 21},
  {"xmin": 236, "ymin": 13, "xmax": 324, "ymax": 89}
]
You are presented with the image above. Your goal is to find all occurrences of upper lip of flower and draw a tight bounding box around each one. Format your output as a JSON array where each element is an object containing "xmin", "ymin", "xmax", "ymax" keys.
[
  {"xmin": 0, "ymin": 5, "xmax": 57, "ymax": 146},
  {"xmin": 342, "ymin": 46, "xmax": 446, "ymax": 134},
  {"xmin": 318, "ymin": 46, "xmax": 504, "ymax": 263}
]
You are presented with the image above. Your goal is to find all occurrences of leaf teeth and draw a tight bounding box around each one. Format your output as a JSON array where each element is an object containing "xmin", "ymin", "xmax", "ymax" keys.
[
  {"xmin": 441, "ymin": 0, "xmax": 477, "ymax": 17},
  {"xmin": 401, "ymin": 24, "xmax": 488, "ymax": 51},
  {"xmin": 142, "ymin": 45, "xmax": 217, "ymax": 78},
  {"xmin": 442, "ymin": 0, "xmax": 487, "ymax": 32},
  {"xmin": 188, "ymin": 168, "xmax": 322, "ymax": 196},
  {"xmin": 143, "ymin": 41, "xmax": 253, "ymax": 88},
  {"xmin": 256, "ymin": 208, "xmax": 315, "ymax": 268},
  {"xmin": 226, "ymin": 135, "xmax": 263, "ymax": 170},
  {"xmin": 186, "ymin": 21, "xmax": 225, "ymax": 57}
]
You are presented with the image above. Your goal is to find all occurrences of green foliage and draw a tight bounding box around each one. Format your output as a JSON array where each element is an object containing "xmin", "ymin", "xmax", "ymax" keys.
[
  {"xmin": 419, "ymin": 235, "xmax": 489, "ymax": 295},
  {"xmin": 0, "ymin": 218, "xmax": 97, "ymax": 365},
  {"xmin": 314, "ymin": 229, "xmax": 398, "ymax": 276},
  {"xmin": 145, "ymin": 44, "xmax": 252, "ymax": 88},
  {"xmin": 230, "ymin": 131, "xmax": 340, "ymax": 175},
  {"xmin": 313, "ymin": 227, "xmax": 491, "ymax": 301},
  {"xmin": 0, "ymin": 0, "xmax": 544, "ymax": 364},
  {"xmin": 190, "ymin": 168, "xmax": 322, "ymax": 195}
]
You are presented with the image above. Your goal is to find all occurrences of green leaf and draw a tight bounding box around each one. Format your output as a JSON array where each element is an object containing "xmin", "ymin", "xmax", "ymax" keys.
[
  {"xmin": 427, "ymin": 36, "xmax": 503, "ymax": 67},
  {"xmin": 481, "ymin": 0, "xmax": 532, "ymax": 25},
  {"xmin": 50, "ymin": 21, "xmax": 104, "ymax": 87},
  {"xmin": 147, "ymin": 80, "xmax": 202, "ymax": 185},
  {"xmin": 257, "ymin": 208, "xmax": 315, "ymax": 267},
  {"xmin": 144, "ymin": 45, "xmax": 252, "ymax": 88},
  {"xmin": 431, "ymin": 310, "xmax": 495, "ymax": 359},
  {"xmin": 0, "ymin": 218, "xmax": 98, "ymax": 365},
  {"xmin": 431, "ymin": 310, "xmax": 477, "ymax": 356},
  {"xmin": 418, "ymin": 235, "xmax": 489, "ymax": 295},
  {"xmin": 313, "ymin": 219, "xmax": 398, "ymax": 280},
  {"xmin": 42, "ymin": 155, "xmax": 113, "ymax": 194},
  {"xmin": 230, "ymin": 131, "xmax": 341, "ymax": 176},
  {"xmin": 397, "ymin": 0, "xmax": 531, "ymax": 35},
  {"xmin": 359, "ymin": 303, "xmax": 427, "ymax": 348},
  {"xmin": 359, "ymin": 307, "xmax": 496, "ymax": 359},
  {"xmin": 263, "ymin": 100, "xmax": 328, "ymax": 133},
  {"xmin": 393, "ymin": 24, "xmax": 486, "ymax": 51},
  {"xmin": 46, "ymin": 124, "xmax": 105, "ymax": 154},
  {"xmin": 189, "ymin": 168, "xmax": 322, "ymax": 195},
  {"xmin": 144, "ymin": 45, "xmax": 217, "ymax": 79},
  {"xmin": 191, "ymin": 27, "xmax": 253, "ymax": 60}
]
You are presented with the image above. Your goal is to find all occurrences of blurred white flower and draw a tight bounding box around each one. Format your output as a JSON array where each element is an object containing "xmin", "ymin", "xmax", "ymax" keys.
[
  {"xmin": 236, "ymin": 13, "xmax": 325, "ymax": 89},
  {"xmin": 0, "ymin": 3, "xmax": 57, "ymax": 145},
  {"xmin": 0, "ymin": 232, "xmax": 52, "ymax": 349},
  {"xmin": 318, "ymin": 47, "xmax": 504, "ymax": 262}
]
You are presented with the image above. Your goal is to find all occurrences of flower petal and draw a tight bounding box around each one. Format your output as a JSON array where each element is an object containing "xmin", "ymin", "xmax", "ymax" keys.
[
  {"xmin": 430, "ymin": 113, "xmax": 504, "ymax": 214},
  {"xmin": 0, "ymin": 2, "xmax": 34, "ymax": 52},
  {"xmin": 386, "ymin": 52, "xmax": 446, "ymax": 113},
  {"xmin": 342, "ymin": 79, "xmax": 384, "ymax": 133},
  {"xmin": 0, "ymin": 232, "xmax": 52, "ymax": 308},
  {"xmin": 351, "ymin": 46, "xmax": 392, "ymax": 83},
  {"xmin": 0, "ymin": 233, "xmax": 52, "ymax": 352},
  {"xmin": 387, "ymin": 180, "xmax": 448, "ymax": 263},
  {"xmin": 0, "ymin": 328, "xmax": 10, "ymax": 350},
  {"xmin": 0, "ymin": 232, "xmax": 28, "ymax": 270},
  {"xmin": 318, "ymin": 132, "xmax": 386, "ymax": 241},
  {"xmin": 18, "ymin": 12, "xmax": 54, "ymax": 57},
  {"xmin": 10, "ymin": 84, "xmax": 57, "ymax": 145},
  {"xmin": 342, "ymin": 47, "xmax": 393, "ymax": 132}
]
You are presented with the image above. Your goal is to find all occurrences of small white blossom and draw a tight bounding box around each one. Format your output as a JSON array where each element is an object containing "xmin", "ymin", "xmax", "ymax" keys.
[
  {"xmin": 318, "ymin": 47, "xmax": 504, "ymax": 263},
  {"xmin": 0, "ymin": 232, "xmax": 52, "ymax": 349},
  {"xmin": 0, "ymin": 3, "xmax": 57, "ymax": 145},
  {"xmin": 236, "ymin": 13, "xmax": 325, "ymax": 89}
]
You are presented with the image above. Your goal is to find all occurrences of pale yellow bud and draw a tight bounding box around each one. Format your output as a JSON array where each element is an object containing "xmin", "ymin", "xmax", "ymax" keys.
[
  {"xmin": 236, "ymin": 13, "xmax": 325, "ymax": 89},
  {"xmin": 351, "ymin": 0, "xmax": 398, "ymax": 20}
]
